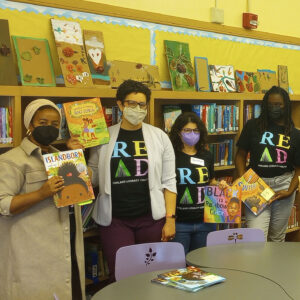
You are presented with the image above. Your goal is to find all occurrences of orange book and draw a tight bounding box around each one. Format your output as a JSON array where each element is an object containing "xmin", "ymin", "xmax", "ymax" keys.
[{"xmin": 234, "ymin": 168, "xmax": 275, "ymax": 216}]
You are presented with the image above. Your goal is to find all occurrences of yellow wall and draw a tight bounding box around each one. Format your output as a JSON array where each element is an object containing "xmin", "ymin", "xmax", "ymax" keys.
[
  {"xmin": 88, "ymin": 0, "xmax": 300, "ymax": 38},
  {"xmin": 2, "ymin": 1, "xmax": 300, "ymax": 93}
]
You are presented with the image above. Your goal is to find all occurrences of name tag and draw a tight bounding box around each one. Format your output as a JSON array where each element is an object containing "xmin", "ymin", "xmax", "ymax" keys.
[{"xmin": 190, "ymin": 157, "xmax": 205, "ymax": 166}]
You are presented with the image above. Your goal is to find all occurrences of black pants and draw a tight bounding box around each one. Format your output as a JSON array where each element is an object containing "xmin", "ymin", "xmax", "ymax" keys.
[{"xmin": 70, "ymin": 210, "xmax": 83, "ymax": 300}]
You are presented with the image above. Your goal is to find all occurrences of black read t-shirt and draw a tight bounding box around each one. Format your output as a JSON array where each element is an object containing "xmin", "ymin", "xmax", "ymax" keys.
[
  {"xmin": 175, "ymin": 149, "xmax": 214, "ymax": 222},
  {"xmin": 237, "ymin": 119, "xmax": 300, "ymax": 178},
  {"xmin": 111, "ymin": 128, "xmax": 151, "ymax": 218}
]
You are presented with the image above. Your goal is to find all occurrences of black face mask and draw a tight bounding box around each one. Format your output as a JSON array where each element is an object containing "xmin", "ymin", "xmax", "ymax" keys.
[
  {"xmin": 32, "ymin": 126, "xmax": 59, "ymax": 146},
  {"xmin": 268, "ymin": 105, "xmax": 284, "ymax": 120}
]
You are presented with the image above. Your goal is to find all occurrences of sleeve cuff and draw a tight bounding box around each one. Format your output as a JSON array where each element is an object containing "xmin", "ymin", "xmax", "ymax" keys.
[
  {"xmin": 0, "ymin": 195, "xmax": 13, "ymax": 216},
  {"xmin": 162, "ymin": 181, "xmax": 177, "ymax": 194}
]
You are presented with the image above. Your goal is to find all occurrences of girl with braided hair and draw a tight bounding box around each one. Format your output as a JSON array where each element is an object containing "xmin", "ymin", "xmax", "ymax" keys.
[{"xmin": 235, "ymin": 86, "xmax": 300, "ymax": 241}]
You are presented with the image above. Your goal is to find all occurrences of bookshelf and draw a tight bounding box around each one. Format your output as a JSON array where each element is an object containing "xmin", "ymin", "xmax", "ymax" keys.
[{"xmin": 1, "ymin": 86, "xmax": 300, "ymax": 245}]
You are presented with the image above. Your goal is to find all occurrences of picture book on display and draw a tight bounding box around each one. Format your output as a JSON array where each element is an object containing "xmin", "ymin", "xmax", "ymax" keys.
[
  {"xmin": 43, "ymin": 149, "xmax": 95, "ymax": 207},
  {"xmin": 204, "ymin": 185, "xmax": 242, "ymax": 224},
  {"xmin": 163, "ymin": 105, "xmax": 182, "ymax": 133},
  {"xmin": 234, "ymin": 168, "xmax": 275, "ymax": 216},
  {"xmin": 152, "ymin": 266, "xmax": 225, "ymax": 292},
  {"xmin": 63, "ymin": 98, "xmax": 109, "ymax": 148}
]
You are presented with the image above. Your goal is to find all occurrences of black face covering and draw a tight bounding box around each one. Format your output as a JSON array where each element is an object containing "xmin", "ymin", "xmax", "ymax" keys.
[
  {"xmin": 32, "ymin": 126, "xmax": 59, "ymax": 146},
  {"xmin": 268, "ymin": 105, "xmax": 284, "ymax": 120}
]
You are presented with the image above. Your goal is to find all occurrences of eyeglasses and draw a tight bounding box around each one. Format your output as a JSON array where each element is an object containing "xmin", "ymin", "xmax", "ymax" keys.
[
  {"xmin": 124, "ymin": 100, "xmax": 147, "ymax": 110},
  {"xmin": 182, "ymin": 128, "xmax": 200, "ymax": 134}
]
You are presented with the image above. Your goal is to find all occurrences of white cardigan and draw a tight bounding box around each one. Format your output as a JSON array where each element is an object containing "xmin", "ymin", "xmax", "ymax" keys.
[{"xmin": 89, "ymin": 122, "xmax": 177, "ymax": 226}]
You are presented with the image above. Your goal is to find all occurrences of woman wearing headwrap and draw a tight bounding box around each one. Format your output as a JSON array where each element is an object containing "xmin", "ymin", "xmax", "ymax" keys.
[{"xmin": 0, "ymin": 99, "xmax": 85, "ymax": 300}]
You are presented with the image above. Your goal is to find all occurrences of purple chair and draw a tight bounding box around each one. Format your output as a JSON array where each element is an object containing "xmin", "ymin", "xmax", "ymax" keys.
[
  {"xmin": 206, "ymin": 228, "xmax": 265, "ymax": 246},
  {"xmin": 115, "ymin": 242, "xmax": 186, "ymax": 281}
]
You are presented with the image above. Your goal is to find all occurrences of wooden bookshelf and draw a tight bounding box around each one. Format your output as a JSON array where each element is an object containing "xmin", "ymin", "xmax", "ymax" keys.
[
  {"xmin": 286, "ymin": 227, "xmax": 300, "ymax": 234},
  {"xmin": 215, "ymin": 165, "xmax": 235, "ymax": 171},
  {"xmin": 83, "ymin": 228, "xmax": 100, "ymax": 239},
  {"xmin": 1, "ymin": 85, "xmax": 300, "ymax": 242},
  {"xmin": 0, "ymin": 143, "xmax": 13, "ymax": 148}
]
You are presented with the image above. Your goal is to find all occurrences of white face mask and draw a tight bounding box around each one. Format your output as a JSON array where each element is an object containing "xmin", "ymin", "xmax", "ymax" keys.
[{"xmin": 123, "ymin": 106, "xmax": 147, "ymax": 126}]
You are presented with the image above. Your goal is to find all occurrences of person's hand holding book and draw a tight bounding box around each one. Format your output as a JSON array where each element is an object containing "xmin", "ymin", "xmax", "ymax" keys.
[
  {"xmin": 66, "ymin": 136, "xmax": 85, "ymax": 150},
  {"xmin": 269, "ymin": 190, "xmax": 292, "ymax": 204}
]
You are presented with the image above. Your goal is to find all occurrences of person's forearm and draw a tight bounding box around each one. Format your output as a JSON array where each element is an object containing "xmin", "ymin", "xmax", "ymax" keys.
[
  {"xmin": 10, "ymin": 191, "xmax": 45, "ymax": 215},
  {"xmin": 287, "ymin": 168, "xmax": 300, "ymax": 195},
  {"xmin": 164, "ymin": 189, "xmax": 176, "ymax": 217}
]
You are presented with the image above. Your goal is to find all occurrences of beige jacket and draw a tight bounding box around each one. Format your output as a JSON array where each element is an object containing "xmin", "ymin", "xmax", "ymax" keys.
[{"xmin": 0, "ymin": 138, "xmax": 85, "ymax": 300}]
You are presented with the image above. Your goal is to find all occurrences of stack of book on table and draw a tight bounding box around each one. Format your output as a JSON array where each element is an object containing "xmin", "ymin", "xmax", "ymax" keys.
[{"xmin": 151, "ymin": 266, "xmax": 225, "ymax": 292}]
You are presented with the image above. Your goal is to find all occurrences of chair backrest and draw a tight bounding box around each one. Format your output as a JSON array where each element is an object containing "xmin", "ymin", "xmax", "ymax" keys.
[
  {"xmin": 115, "ymin": 242, "xmax": 186, "ymax": 281},
  {"xmin": 206, "ymin": 228, "xmax": 265, "ymax": 246}
]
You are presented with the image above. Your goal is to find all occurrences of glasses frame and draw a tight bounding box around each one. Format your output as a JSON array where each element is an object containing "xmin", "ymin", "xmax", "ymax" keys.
[
  {"xmin": 181, "ymin": 128, "xmax": 200, "ymax": 134},
  {"xmin": 123, "ymin": 100, "xmax": 148, "ymax": 110}
]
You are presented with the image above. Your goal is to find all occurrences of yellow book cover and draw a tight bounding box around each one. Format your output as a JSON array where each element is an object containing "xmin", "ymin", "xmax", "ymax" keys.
[
  {"xmin": 63, "ymin": 98, "xmax": 110, "ymax": 148},
  {"xmin": 234, "ymin": 168, "xmax": 275, "ymax": 215},
  {"xmin": 43, "ymin": 149, "xmax": 94, "ymax": 207}
]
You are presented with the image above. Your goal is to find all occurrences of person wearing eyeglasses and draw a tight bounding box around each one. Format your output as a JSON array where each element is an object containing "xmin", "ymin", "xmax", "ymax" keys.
[
  {"xmin": 169, "ymin": 112, "xmax": 219, "ymax": 254},
  {"xmin": 88, "ymin": 79, "xmax": 176, "ymax": 282}
]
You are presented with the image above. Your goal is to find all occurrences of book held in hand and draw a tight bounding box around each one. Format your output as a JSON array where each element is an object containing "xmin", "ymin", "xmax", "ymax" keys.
[
  {"xmin": 43, "ymin": 149, "xmax": 95, "ymax": 207},
  {"xmin": 152, "ymin": 266, "xmax": 225, "ymax": 292},
  {"xmin": 234, "ymin": 168, "xmax": 275, "ymax": 216},
  {"xmin": 63, "ymin": 97, "xmax": 109, "ymax": 148},
  {"xmin": 204, "ymin": 185, "xmax": 242, "ymax": 224}
]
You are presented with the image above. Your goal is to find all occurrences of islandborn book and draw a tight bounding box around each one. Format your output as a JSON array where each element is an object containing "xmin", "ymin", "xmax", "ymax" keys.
[
  {"xmin": 43, "ymin": 149, "xmax": 95, "ymax": 207},
  {"xmin": 63, "ymin": 97, "xmax": 110, "ymax": 148},
  {"xmin": 152, "ymin": 266, "xmax": 225, "ymax": 292},
  {"xmin": 234, "ymin": 168, "xmax": 275, "ymax": 216},
  {"xmin": 204, "ymin": 185, "xmax": 242, "ymax": 224}
]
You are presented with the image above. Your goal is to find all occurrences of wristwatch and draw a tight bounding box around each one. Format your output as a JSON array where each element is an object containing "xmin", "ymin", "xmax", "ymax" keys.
[{"xmin": 166, "ymin": 214, "xmax": 176, "ymax": 219}]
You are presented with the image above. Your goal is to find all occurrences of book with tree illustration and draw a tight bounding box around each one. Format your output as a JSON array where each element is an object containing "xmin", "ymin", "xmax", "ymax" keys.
[
  {"xmin": 63, "ymin": 97, "xmax": 109, "ymax": 148},
  {"xmin": 234, "ymin": 168, "xmax": 275, "ymax": 215},
  {"xmin": 43, "ymin": 149, "xmax": 94, "ymax": 207},
  {"xmin": 153, "ymin": 266, "xmax": 225, "ymax": 292},
  {"xmin": 204, "ymin": 185, "xmax": 242, "ymax": 224}
]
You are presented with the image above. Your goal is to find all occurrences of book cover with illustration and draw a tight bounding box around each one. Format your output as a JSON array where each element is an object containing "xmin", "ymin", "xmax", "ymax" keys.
[
  {"xmin": 235, "ymin": 70, "xmax": 260, "ymax": 93},
  {"xmin": 209, "ymin": 65, "xmax": 236, "ymax": 92},
  {"xmin": 151, "ymin": 277, "xmax": 202, "ymax": 292},
  {"xmin": 204, "ymin": 185, "xmax": 242, "ymax": 223},
  {"xmin": 156, "ymin": 266, "xmax": 225, "ymax": 292},
  {"xmin": 164, "ymin": 40, "xmax": 195, "ymax": 91},
  {"xmin": 63, "ymin": 98, "xmax": 109, "ymax": 148},
  {"xmin": 43, "ymin": 149, "xmax": 95, "ymax": 207},
  {"xmin": 234, "ymin": 168, "xmax": 275, "ymax": 215},
  {"xmin": 163, "ymin": 105, "xmax": 182, "ymax": 133}
]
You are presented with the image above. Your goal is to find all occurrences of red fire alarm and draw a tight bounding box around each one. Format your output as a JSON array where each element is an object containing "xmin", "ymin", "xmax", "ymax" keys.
[{"xmin": 243, "ymin": 12, "xmax": 258, "ymax": 29}]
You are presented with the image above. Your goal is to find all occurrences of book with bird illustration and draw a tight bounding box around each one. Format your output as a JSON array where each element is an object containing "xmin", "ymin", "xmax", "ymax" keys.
[
  {"xmin": 43, "ymin": 149, "xmax": 94, "ymax": 207},
  {"xmin": 209, "ymin": 65, "xmax": 236, "ymax": 92}
]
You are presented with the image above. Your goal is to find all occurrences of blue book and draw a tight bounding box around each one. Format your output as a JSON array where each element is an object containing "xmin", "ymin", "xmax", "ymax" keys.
[
  {"xmin": 254, "ymin": 104, "xmax": 261, "ymax": 118},
  {"xmin": 228, "ymin": 139, "xmax": 233, "ymax": 165},
  {"xmin": 217, "ymin": 105, "xmax": 223, "ymax": 132}
]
